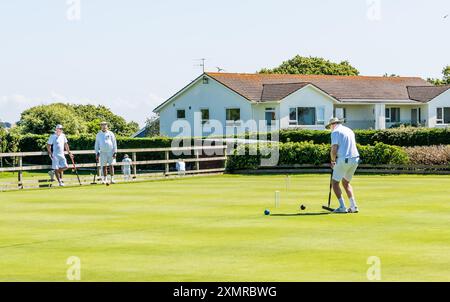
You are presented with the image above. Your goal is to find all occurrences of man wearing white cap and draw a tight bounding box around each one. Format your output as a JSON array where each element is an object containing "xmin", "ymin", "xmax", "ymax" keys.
[
  {"xmin": 326, "ymin": 117, "xmax": 360, "ymax": 213},
  {"xmin": 95, "ymin": 122, "xmax": 117, "ymax": 184},
  {"xmin": 47, "ymin": 124, "xmax": 73, "ymax": 187}
]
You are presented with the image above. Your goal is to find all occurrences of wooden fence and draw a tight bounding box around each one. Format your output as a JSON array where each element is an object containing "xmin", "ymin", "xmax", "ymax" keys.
[{"xmin": 0, "ymin": 145, "xmax": 227, "ymax": 190}]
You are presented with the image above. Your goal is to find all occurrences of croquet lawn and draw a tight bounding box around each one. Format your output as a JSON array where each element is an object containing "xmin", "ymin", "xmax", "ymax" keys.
[{"xmin": 0, "ymin": 174, "xmax": 449, "ymax": 281}]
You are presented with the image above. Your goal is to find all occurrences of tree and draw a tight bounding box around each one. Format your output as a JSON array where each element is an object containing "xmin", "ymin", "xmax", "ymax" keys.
[
  {"xmin": 16, "ymin": 103, "xmax": 140, "ymax": 136},
  {"xmin": 258, "ymin": 55, "xmax": 359, "ymax": 76},
  {"xmin": 71, "ymin": 104, "xmax": 139, "ymax": 136},
  {"xmin": 427, "ymin": 65, "xmax": 450, "ymax": 85},
  {"xmin": 18, "ymin": 103, "xmax": 86, "ymax": 135},
  {"xmin": 144, "ymin": 115, "xmax": 160, "ymax": 137}
]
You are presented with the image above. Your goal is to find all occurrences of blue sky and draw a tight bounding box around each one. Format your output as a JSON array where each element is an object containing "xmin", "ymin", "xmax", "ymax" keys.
[{"xmin": 1, "ymin": 0, "xmax": 449, "ymax": 126}]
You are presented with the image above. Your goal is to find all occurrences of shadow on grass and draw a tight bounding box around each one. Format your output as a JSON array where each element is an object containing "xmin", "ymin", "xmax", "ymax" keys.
[{"xmin": 270, "ymin": 212, "xmax": 331, "ymax": 217}]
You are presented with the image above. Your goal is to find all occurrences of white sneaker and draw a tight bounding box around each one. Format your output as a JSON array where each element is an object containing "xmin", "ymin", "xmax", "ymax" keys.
[
  {"xmin": 110, "ymin": 178, "xmax": 116, "ymax": 184},
  {"xmin": 333, "ymin": 207, "xmax": 348, "ymax": 214},
  {"xmin": 102, "ymin": 178, "xmax": 107, "ymax": 185},
  {"xmin": 59, "ymin": 181, "xmax": 65, "ymax": 187},
  {"xmin": 348, "ymin": 207, "xmax": 359, "ymax": 213}
]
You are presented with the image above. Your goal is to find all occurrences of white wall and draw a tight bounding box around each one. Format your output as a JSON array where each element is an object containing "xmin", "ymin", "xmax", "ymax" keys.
[
  {"xmin": 427, "ymin": 90, "xmax": 450, "ymax": 128},
  {"xmin": 158, "ymin": 77, "xmax": 254, "ymax": 137},
  {"xmin": 279, "ymin": 86, "xmax": 335, "ymax": 130}
]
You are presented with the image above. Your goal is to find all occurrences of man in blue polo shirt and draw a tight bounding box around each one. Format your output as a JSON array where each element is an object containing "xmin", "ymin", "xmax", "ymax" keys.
[{"xmin": 326, "ymin": 117, "xmax": 360, "ymax": 214}]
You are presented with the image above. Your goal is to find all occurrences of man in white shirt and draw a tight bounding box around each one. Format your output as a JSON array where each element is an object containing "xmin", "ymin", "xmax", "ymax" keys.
[
  {"xmin": 47, "ymin": 124, "xmax": 73, "ymax": 187},
  {"xmin": 95, "ymin": 122, "xmax": 118, "ymax": 184},
  {"xmin": 326, "ymin": 117, "xmax": 360, "ymax": 214}
]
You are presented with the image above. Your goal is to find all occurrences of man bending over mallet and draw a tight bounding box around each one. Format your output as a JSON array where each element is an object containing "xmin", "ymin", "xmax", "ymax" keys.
[
  {"xmin": 326, "ymin": 117, "xmax": 360, "ymax": 213},
  {"xmin": 47, "ymin": 124, "xmax": 73, "ymax": 187},
  {"xmin": 95, "ymin": 121, "xmax": 118, "ymax": 185}
]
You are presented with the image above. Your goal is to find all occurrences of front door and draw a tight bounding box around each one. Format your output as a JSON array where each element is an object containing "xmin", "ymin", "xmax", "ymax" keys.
[{"xmin": 411, "ymin": 108, "xmax": 419, "ymax": 125}]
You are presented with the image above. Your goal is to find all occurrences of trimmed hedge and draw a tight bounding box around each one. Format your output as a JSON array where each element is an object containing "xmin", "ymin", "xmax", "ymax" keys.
[
  {"xmin": 0, "ymin": 134, "xmax": 174, "ymax": 167},
  {"xmin": 277, "ymin": 127, "xmax": 450, "ymax": 146},
  {"xmin": 226, "ymin": 142, "xmax": 409, "ymax": 171},
  {"xmin": 15, "ymin": 134, "xmax": 173, "ymax": 152}
]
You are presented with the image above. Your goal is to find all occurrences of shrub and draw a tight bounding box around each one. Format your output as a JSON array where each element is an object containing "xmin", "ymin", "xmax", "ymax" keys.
[
  {"xmin": 226, "ymin": 141, "xmax": 410, "ymax": 171},
  {"xmin": 275, "ymin": 127, "xmax": 450, "ymax": 146},
  {"xmin": 404, "ymin": 145, "xmax": 450, "ymax": 165},
  {"xmin": 358, "ymin": 143, "xmax": 409, "ymax": 165}
]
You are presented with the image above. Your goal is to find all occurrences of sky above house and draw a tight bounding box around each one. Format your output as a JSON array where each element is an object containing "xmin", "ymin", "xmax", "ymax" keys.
[{"xmin": 1, "ymin": 0, "xmax": 449, "ymax": 126}]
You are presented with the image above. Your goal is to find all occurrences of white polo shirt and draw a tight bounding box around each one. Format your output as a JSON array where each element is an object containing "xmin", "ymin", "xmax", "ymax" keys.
[
  {"xmin": 331, "ymin": 124, "xmax": 359, "ymax": 159},
  {"xmin": 47, "ymin": 133, "xmax": 68, "ymax": 156},
  {"xmin": 95, "ymin": 130, "xmax": 117, "ymax": 154}
]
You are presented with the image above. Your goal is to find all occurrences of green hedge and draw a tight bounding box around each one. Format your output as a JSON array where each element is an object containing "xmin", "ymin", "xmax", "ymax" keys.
[
  {"xmin": 277, "ymin": 128, "xmax": 450, "ymax": 146},
  {"xmin": 0, "ymin": 134, "xmax": 174, "ymax": 167},
  {"xmin": 226, "ymin": 142, "xmax": 409, "ymax": 171},
  {"xmin": 15, "ymin": 134, "xmax": 173, "ymax": 152}
]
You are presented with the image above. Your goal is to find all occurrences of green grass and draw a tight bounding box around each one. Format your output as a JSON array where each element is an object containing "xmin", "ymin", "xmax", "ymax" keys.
[{"xmin": 0, "ymin": 174, "xmax": 449, "ymax": 281}]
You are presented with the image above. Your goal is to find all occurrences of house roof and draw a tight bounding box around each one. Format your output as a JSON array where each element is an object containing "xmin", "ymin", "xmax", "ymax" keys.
[
  {"xmin": 260, "ymin": 83, "xmax": 310, "ymax": 101},
  {"xmin": 407, "ymin": 85, "xmax": 450, "ymax": 103},
  {"xmin": 206, "ymin": 72, "xmax": 432, "ymax": 102}
]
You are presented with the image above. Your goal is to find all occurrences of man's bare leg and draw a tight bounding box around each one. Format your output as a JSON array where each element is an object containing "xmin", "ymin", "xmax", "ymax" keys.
[
  {"xmin": 342, "ymin": 178, "xmax": 358, "ymax": 210},
  {"xmin": 332, "ymin": 179, "xmax": 347, "ymax": 210},
  {"xmin": 342, "ymin": 178, "xmax": 354, "ymax": 199}
]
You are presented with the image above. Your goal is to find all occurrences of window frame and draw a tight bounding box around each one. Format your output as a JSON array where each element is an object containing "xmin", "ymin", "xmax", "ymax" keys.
[
  {"xmin": 289, "ymin": 108, "xmax": 297, "ymax": 126},
  {"xmin": 264, "ymin": 107, "xmax": 276, "ymax": 126},
  {"xmin": 200, "ymin": 108, "xmax": 210, "ymax": 125},
  {"xmin": 316, "ymin": 106, "xmax": 325, "ymax": 125},
  {"xmin": 176, "ymin": 109, "xmax": 186, "ymax": 119},
  {"xmin": 386, "ymin": 107, "xmax": 400, "ymax": 123},
  {"xmin": 437, "ymin": 107, "xmax": 450, "ymax": 125},
  {"xmin": 297, "ymin": 107, "xmax": 316, "ymax": 126},
  {"xmin": 225, "ymin": 108, "xmax": 241, "ymax": 125}
]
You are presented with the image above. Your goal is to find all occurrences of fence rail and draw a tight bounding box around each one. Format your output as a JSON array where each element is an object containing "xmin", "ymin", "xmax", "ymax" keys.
[{"xmin": 0, "ymin": 145, "xmax": 227, "ymax": 190}]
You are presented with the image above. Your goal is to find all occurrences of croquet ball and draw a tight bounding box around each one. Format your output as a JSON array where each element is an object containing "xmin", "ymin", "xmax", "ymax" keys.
[
  {"xmin": 106, "ymin": 183, "xmax": 110, "ymax": 186},
  {"xmin": 300, "ymin": 204, "xmax": 306, "ymax": 211},
  {"xmin": 264, "ymin": 209, "xmax": 270, "ymax": 216}
]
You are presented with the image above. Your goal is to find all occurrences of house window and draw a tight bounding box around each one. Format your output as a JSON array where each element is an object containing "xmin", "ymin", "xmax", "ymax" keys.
[
  {"xmin": 335, "ymin": 108, "xmax": 346, "ymax": 120},
  {"xmin": 289, "ymin": 108, "xmax": 297, "ymax": 125},
  {"xmin": 226, "ymin": 108, "xmax": 240, "ymax": 122},
  {"xmin": 289, "ymin": 107, "xmax": 324, "ymax": 126},
  {"xmin": 297, "ymin": 107, "xmax": 316, "ymax": 125},
  {"xmin": 265, "ymin": 108, "xmax": 276, "ymax": 126},
  {"xmin": 201, "ymin": 109, "xmax": 209, "ymax": 125},
  {"xmin": 316, "ymin": 107, "xmax": 325, "ymax": 125},
  {"xmin": 386, "ymin": 108, "xmax": 400, "ymax": 123},
  {"xmin": 437, "ymin": 107, "xmax": 450, "ymax": 124},
  {"xmin": 176, "ymin": 109, "xmax": 186, "ymax": 119}
]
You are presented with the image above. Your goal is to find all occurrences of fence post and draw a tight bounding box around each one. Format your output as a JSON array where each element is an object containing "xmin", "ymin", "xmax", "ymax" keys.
[
  {"xmin": 165, "ymin": 151, "xmax": 170, "ymax": 175},
  {"xmin": 18, "ymin": 156, "xmax": 23, "ymax": 189},
  {"xmin": 132, "ymin": 152, "xmax": 137, "ymax": 178},
  {"xmin": 195, "ymin": 149, "xmax": 200, "ymax": 171}
]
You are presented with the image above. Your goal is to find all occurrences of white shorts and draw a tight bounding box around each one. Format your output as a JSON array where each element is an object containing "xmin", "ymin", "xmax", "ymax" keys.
[
  {"xmin": 332, "ymin": 157, "xmax": 359, "ymax": 182},
  {"xmin": 52, "ymin": 154, "xmax": 68, "ymax": 170},
  {"xmin": 100, "ymin": 152, "xmax": 116, "ymax": 167}
]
